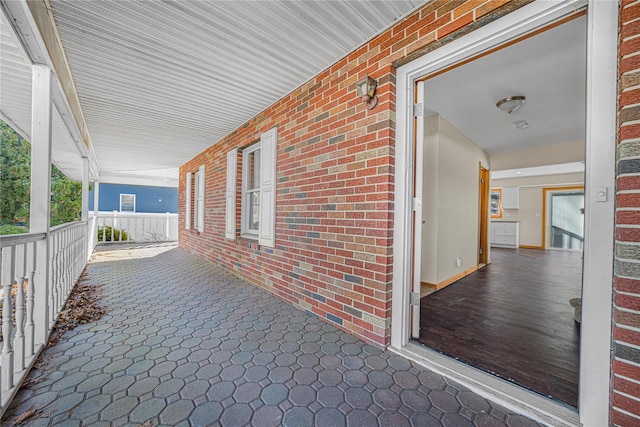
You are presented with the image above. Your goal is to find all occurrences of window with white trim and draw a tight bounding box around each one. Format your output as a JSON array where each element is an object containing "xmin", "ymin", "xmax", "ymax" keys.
[
  {"xmin": 226, "ymin": 127, "xmax": 277, "ymax": 247},
  {"xmin": 185, "ymin": 165, "xmax": 205, "ymax": 232},
  {"xmin": 120, "ymin": 194, "xmax": 135, "ymax": 212}
]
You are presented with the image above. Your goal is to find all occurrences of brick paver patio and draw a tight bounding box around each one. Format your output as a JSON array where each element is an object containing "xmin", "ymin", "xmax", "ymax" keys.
[{"xmin": 4, "ymin": 243, "xmax": 541, "ymax": 426}]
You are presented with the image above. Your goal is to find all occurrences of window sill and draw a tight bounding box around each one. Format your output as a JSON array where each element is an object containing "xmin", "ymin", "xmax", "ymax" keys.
[
  {"xmin": 237, "ymin": 236, "xmax": 260, "ymax": 250},
  {"xmin": 240, "ymin": 233, "xmax": 258, "ymax": 241}
]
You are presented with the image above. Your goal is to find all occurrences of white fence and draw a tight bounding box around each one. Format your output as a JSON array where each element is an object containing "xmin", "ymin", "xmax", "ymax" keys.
[
  {"xmin": 0, "ymin": 221, "xmax": 92, "ymax": 416},
  {"xmin": 94, "ymin": 211, "xmax": 178, "ymax": 243}
]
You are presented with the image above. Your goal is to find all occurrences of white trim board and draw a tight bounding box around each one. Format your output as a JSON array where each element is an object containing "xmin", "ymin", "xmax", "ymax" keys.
[
  {"xmin": 491, "ymin": 162, "xmax": 585, "ymax": 180},
  {"xmin": 391, "ymin": 1, "xmax": 617, "ymax": 426}
]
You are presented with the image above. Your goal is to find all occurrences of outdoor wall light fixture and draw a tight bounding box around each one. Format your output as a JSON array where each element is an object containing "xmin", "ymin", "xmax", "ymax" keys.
[
  {"xmin": 356, "ymin": 75, "xmax": 378, "ymax": 110},
  {"xmin": 496, "ymin": 95, "xmax": 526, "ymax": 114}
]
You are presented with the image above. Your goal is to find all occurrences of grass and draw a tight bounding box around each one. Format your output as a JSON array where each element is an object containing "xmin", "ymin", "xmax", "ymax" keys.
[{"xmin": 0, "ymin": 224, "xmax": 29, "ymax": 235}]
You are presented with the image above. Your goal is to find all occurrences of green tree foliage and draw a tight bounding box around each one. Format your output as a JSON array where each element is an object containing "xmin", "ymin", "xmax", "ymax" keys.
[
  {"xmin": 1, "ymin": 120, "xmax": 81, "ymax": 231},
  {"xmin": 0, "ymin": 120, "xmax": 31, "ymax": 225},
  {"xmin": 50, "ymin": 165, "xmax": 82, "ymax": 227}
]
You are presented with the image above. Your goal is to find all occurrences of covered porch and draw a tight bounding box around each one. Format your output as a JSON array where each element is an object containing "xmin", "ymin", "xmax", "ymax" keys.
[
  {"xmin": 0, "ymin": 0, "xmax": 622, "ymax": 424},
  {"xmin": 1, "ymin": 3, "xmax": 499, "ymax": 422},
  {"xmin": 3, "ymin": 243, "xmax": 538, "ymax": 426}
]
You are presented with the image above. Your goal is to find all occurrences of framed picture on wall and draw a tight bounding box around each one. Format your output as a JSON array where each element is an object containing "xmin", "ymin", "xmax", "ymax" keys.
[{"xmin": 491, "ymin": 188, "xmax": 502, "ymax": 218}]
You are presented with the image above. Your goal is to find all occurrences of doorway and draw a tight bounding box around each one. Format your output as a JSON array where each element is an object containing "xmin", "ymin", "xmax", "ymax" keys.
[
  {"xmin": 414, "ymin": 12, "xmax": 586, "ymax": 408},
  {"xmin": 390, "ymin": 1, "xmax": 617, "ymax": 425},
  {"xmin": 544, "ymin": 187, "xmax": 585, "ymax": 250}
]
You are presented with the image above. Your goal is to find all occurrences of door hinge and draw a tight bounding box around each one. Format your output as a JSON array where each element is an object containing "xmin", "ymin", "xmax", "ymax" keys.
[
  {"xmin": 479, "ymin": 248, "xmax": 483, "ymax": 255},
  {"xmin": 410, "ymin": 292, "xmax": 420, "ymax": 306},
  {"xmin": 414, "ymin": 103, "xmax": 423, "ymax": 117},
  {"xmin": 412, "ymin": 197, "xmax": 422, "ymax": 212}
]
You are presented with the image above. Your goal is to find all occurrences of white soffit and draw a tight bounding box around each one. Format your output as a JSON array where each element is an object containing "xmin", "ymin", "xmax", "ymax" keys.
[
  {"xmin": 48, "ymin": 0, "xmax": 424, "ymax": 178},
  {"xmin": 491, "ymin": 162, "xmax": 585, "ymax": 180},
  {"xmin": 99, "ymin": 168, "xmax": 179, "ymax": 188},
  {"xmin": 52, "ymin": 106, "xmax": 84, "ymax": 180},
  {"xmin": 423, "ymin": 14, "xmax": 587, "ymax": 154},
  {"xmin": 1, "ymin": 7, "xmax": 85, "ymax": 181},
  {"xmin": 1, "ymin": 8, "xmax": 32, "ymax": 139}
]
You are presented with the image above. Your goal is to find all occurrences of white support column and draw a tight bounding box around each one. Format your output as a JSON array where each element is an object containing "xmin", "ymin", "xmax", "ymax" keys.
[
  {"xmin": 81, "ymin": 158, "xmax": 89, "ymax": 221},
  {"xmin": 29, "ymin": 64, "xmax": 53, "ymax": 345},
  {"xmin": 88, "ymin": 180, "xmax": 99, "ymax": 259}
]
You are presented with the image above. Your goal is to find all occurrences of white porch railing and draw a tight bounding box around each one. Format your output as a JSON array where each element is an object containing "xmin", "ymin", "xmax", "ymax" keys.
[
  {"xmin": 0, "ymin": 220, "xmax": 93, "ymax": 417},
  {"xmin": 0, "ymin": 212, "xmax": 176, "ymax": 416},
  {"xmin": 94, "ymin": 211, "xmax": 178, "ymax": 243}
]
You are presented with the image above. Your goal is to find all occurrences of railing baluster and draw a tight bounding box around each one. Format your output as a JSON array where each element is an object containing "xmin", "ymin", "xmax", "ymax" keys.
[
  {"xmin": 13, "ymin": 245, "xmax": 26, "ymax": 372},
  {"xmin": 165, "ymin": 212, "xmax": 170, "ymax": 240},
  {"xmin": 112, "ymin": 211, "xmax": 117, "ymax": 242},
  {"xmin": 63, "ymin": 229, "xmax": 68, "ymax": 303},
  {"xmin": 61, "ymin": 229, "xmax": 67, "ymax": 306},
  {"xmin": 50, "ymin": 233, "xmax": 57, "ymax": 327},
  {"xmin": 1, "ymin": 247, "xmax": 15, "ymax": 391},
  {"xmin": 64, "ymin": 229, "xmax": 70, "ymax": 303},
  {"xmin": 58, "ymin": 230, "xmax": 63, "ymax": 311},
  {"xmin": 72, "ymin": 229, "xmax": 79, "ymax": 294},
  {"xmin": 25, "ymin": 242, "xmax": 35, "ymax": 358},
  {"xmin": 59, "ymin": 230, "xmax": 65, "ymax": 307},
  {"xmin": 64, "ymin": 229, "xmax": 69, "ymax": 302}
]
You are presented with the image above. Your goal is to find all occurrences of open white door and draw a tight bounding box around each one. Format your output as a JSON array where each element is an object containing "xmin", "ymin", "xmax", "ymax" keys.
[
  {"xmin": 391, "ymin": 2, "xmax": 616, "ymax": 425},
  {"xmin": 411, "ymin": 81, "xmax": 425, "ymax": 339}
]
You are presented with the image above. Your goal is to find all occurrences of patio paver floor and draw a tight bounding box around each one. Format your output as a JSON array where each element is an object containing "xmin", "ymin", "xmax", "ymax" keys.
[{"xmin": 4, "ymin": 243, "xmax": 542, "ymax": 426}]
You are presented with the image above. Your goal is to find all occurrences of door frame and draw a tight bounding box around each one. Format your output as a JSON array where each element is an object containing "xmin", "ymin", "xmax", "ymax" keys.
[
  {"xmin": 390, "ymin": 1, "xmax": 617, "ymax": 426},
  {"xmin": 479, "ymin": 164, "xmax": 490, "ymax": 265},
  {"xmin": 410, "ymin": 80, "xmax": 425, "ymax": 340}
]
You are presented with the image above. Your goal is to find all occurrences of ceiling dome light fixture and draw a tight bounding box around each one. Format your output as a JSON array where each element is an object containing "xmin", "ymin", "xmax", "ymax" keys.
[
  {"xmin": 514, "ymin": 120, "xmax": 529, "ymax": 129},
  {"xmin": 496, "ymin": 95, "xmax": 526, "ymax": 114}
]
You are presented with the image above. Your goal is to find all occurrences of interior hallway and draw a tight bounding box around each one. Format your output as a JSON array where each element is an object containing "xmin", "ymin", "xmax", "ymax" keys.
[{"xmin": 418, "ymin": 248, "xmax": 581, "ymax": 408}]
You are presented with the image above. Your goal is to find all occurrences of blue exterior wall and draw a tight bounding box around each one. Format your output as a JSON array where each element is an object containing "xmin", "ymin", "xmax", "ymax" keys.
[{"xmin": 89, "ymin": 183, "xmax": 178, "ymax": 213}]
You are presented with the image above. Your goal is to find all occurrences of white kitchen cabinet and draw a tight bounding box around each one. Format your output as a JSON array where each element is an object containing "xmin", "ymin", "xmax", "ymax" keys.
[
  {"xmin": 502, "ymin": 186, "xmax": 519, "ymax": 209},
  {"xmin": 490, "ymin": 221, "xmax": 519, "ymax": 248}
]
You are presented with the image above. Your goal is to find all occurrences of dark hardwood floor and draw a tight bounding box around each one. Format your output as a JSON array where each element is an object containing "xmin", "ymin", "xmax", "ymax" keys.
[{"xmin": 418, "ymin": 248, "xmax": 581, "ymax": 408}]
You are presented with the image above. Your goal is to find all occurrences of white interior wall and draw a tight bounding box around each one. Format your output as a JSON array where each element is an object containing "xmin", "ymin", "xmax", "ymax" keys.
[
  {"xmin": 491, "ymin": 140, "xmax": 584, "ymax": 171},
  {"xmin": 421, "ymin": 114, "xmax": 489, "ymax": 284}
]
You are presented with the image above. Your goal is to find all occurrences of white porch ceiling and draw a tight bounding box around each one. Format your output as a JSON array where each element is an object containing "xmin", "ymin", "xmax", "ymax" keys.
[{"xmin": 46, "ymin": 0, "xmax": 424, "ymax": 185}]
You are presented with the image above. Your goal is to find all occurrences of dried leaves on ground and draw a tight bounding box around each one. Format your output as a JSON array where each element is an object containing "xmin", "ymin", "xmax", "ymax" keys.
[
  {"xmin": 47, "ymin": 282, "xmax": 107, "ymax": 347},
  {"xmin": 2, "ymin": 273, "xmax": 107, "ymax": 425},
  {"xmin": 10, "ymin": 407, "xmax": 36, "ymax": 426}
]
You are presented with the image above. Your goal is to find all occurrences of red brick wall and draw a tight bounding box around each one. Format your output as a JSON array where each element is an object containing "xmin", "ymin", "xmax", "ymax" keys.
[
  {"xmin": 613, "ymin": 1, "xmax": 640, "ymax": 425},
  {"xmin": 179, "ymin": 0, "xmax": 523, "ymax": 347}
]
